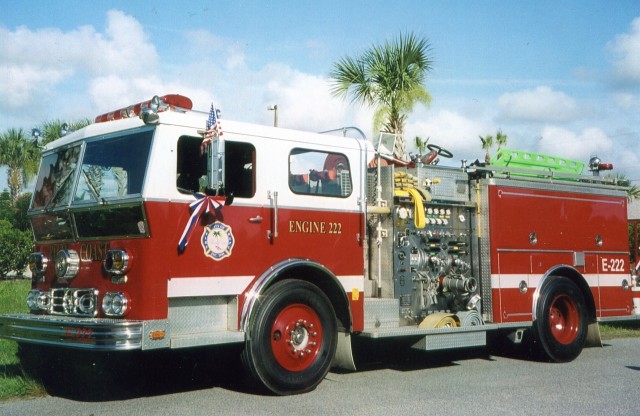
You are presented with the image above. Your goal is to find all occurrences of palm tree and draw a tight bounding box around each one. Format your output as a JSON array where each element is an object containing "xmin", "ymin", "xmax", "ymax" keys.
[
  {"xmin": 0, "ymin": 128, "xmax": 40, "ymax": 202},
  {"xmin": 479, "ymin": 134, "xmax": 494, "ymax": 164},
  {"xmin": 604, "ymin": 172, "xmax": 640, "ymax": 201},
  {"xmin": 39, "ymin": 118, "xmax": 91, "ymax": 146},
  {"xmin": 628, "ymin": 183, "xmax": 640, "ymax": 201},
  {"xmin": 479, "ymin": 129, "xmax": 508, "ymax": 163},
  {"xmin": 330, "ymin": 32, "xmax": 434, "ymax": 160},
  {"xmin": 495, "ymin": 129, "xmax": 508, "ymax": 151},
  {"xmin": 414, "ymin": 136, "xmax": 429, "ymax": 158}
]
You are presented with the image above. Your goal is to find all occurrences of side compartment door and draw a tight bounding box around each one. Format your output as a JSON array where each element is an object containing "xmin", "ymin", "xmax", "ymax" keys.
[{"xmin": 597, "ymin": 253, "xmax": 632, "ymax": 318}]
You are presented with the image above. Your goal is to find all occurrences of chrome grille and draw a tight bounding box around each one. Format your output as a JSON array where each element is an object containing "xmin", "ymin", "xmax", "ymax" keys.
[{"xmin": 49, "ymin": 288, "xmax": 99, "ymax": 317}]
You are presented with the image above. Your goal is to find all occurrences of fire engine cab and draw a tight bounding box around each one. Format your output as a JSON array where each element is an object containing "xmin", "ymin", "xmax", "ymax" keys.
[{"xmin": 0, "ymin": 94, "xmax": 638, "ymax": 395}]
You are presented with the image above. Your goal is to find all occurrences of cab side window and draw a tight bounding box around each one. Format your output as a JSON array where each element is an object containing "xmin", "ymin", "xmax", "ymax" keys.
[
  {"xmin": 225, "ymin": 141, "xmax": 256, "ymax": 198},
  {"xmin": 289, "ymin": 148, "xmax": 352, "ymax": 197},
  {"xmin": 177, "ymin": 136, "xmax": 207, "ymax": 194}
]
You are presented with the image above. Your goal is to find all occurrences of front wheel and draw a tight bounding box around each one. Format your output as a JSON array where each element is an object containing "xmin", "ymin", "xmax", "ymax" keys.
[
  {"xmin": 533, "ymin": 276, "xmax": 587, "ymax": 362},
  {"xmin": 241, "ymin": 279, "xmax": 337, "ymax": 395}
]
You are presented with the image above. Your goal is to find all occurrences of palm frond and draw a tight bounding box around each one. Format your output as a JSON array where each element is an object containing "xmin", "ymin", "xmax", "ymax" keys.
[{"xmin": 329, "ymin": 31, "xmax": 433, "ymax": 137}]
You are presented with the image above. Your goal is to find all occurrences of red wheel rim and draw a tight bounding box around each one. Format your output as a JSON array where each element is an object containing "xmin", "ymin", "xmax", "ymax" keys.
[
  {"xmin": 548, "ymin": 294, "xmax": 580, "ymax": 345},
  {"xmin": 270, "ymin": 303, "xmax": 323, "ymax": 372}
]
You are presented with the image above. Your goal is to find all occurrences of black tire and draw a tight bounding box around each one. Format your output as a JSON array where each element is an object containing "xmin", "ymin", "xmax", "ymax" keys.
[
  {"xmin": 241, "ymin": 279, "xmax": 337, "ymax": 395},
  {"xmin": 533, "ymin": 276, "xmax": 587, "ymax": 362}
]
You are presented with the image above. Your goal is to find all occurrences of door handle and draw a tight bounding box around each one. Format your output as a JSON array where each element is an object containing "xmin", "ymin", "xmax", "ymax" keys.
[
  {"xmin": 268, "ymin": 190, "xmax": 279, "ymax": 239},
  {"xmin": 249, "ymin": 216, "xmax": 263, "ymax": 223}
]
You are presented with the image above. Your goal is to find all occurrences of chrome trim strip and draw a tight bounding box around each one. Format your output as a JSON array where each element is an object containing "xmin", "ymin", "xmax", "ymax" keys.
[{"xmin": 0, "ymin": 313, "xmax": 143, "ymax": 351}]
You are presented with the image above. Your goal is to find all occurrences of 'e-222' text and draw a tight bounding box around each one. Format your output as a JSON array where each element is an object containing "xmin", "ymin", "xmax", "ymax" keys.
[{"xmin": 65, "ymin": 327, "xmax": 94, "ymax": 344}]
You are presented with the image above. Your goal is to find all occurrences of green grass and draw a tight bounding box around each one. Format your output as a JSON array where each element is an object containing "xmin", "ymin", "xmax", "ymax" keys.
[
  {"xmin": 0, "ymin": 279, "xmax": 45, "ymax": 402},
  {"xmin": 599, "ymin": 320, "xmax": 640, "ymax": 340}
]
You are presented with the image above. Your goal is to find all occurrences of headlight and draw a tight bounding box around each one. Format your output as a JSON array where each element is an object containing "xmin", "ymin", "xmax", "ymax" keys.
[
  {"xmin": 26, "ymin": 289, "xmax": 50, "ymax": 312},
  {"xmin": 55, "ymin": 250, "xmax": 80, "ymax": 280},
  {"xmin": 102, "ymin": 292, "xmax": 130, "ymax": 317},
  {"xmin": 103, "ymin": 249, "xmax": 131, "ymax": 275},
  {"xmin": 29, "ymin": 252, "xmax": 49, "ymax": 283}
]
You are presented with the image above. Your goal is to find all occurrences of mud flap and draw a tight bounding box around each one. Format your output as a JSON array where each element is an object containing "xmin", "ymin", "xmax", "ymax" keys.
[
  {"xmin": 585, "ymin": 322, "xmax": 602, "ymax": 348},
  {"xmin": 331, "ymin": 331, "xmax": 356, "ymax": 371}
]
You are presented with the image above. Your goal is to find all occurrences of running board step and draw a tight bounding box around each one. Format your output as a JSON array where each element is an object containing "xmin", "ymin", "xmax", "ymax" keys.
[
  {"xmin": 358, "ymin": 323, "xmax": 535, "ymax": 351},
  {"xmin": 359, "ymin": 325, "xmax": 494, "ymax": 351}
]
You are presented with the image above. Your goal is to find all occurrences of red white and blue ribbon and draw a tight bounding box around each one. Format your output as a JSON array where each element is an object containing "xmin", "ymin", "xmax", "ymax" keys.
[{"xmin": 178, "ymin": 193, "xmax": 224, "ymax": 253}]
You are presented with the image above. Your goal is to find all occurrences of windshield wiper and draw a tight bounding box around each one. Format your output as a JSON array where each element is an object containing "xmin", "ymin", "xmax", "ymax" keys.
[
  {"xmin": 44, "ymin": 169, "xmax": 74, "ymax": 212},
  {"xmin": 81, "ymin": 168, "xmax": 101, "ymax": 202}
]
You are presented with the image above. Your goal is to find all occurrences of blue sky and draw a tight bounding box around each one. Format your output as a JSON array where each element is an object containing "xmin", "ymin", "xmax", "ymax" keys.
[{"xmin": 1, "ymin": 1, "xmax": 639, "ymax": 184}]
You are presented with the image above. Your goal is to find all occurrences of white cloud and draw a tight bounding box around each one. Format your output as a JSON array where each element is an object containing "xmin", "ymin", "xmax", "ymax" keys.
[
  {"xmin": 163, "ymin": 38, "xmax": 370, "ymax": 134},
  {"xmin": 405, "ymin": 110, "xmax": 492, "ymax": 162},
  {"xmin": 0, "ymin": 64, "xmax": 71, "ymax": 109},
  {"xmin": 0, "ymin": 10, "xmax": 158, "ymax": 118},
  {"xmin": 182, "ymin": 29, "xmax": 245, "ymax": 70},
  {"xmin": 498, "ymin": 86, "xmax": 579, "ymax": 122},
  {"xmin": 609, "ymin": 17, "xmax": 640, "ymax": 86},
  {"xmin": 537, "ymin": 125, "xmax": 613, "ymax": 161},
  {"xmin": 90, "ymin": 10, "xmax": 158, "ymax": 76},
  {"xmin": 260, "ymin": 64, "xmax": 361, "ymax": 131}
]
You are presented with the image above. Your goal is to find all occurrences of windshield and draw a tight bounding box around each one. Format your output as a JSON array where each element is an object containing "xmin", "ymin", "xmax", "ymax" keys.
[
  {"xmin": 30, "ymin": 129, "xmax": 154, "ymax": 242},
  {"xmin": 31, "ymin": 146, "xmax": 81, "ymax": 209},
  {"xmin": 74, "ymin": 132, "xmax": 152, "ymax": 203},
  {"xmin": 31, "ymin": 130, "xmax": 153, "ymax": 210}
]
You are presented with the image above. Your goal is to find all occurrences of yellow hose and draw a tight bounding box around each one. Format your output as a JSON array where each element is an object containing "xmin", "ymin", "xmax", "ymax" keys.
[
  {"xmin": 407, "ymin": 188, "xmax": 426, "ymax": 229},
  {"xmin": 418, "ymin": 312, "xmax": 460, "ymax": 329}
]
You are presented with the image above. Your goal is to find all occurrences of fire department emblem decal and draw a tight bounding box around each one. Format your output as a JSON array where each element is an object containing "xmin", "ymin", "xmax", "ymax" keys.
[{"xmin": 201, "ymin": 221, "xmax": 235, "ymax": 261}]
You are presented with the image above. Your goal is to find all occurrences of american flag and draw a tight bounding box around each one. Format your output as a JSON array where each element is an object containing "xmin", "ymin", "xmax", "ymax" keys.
[
  {"xmin": 201, "ymin": 103, "xmax": 223, "ymax": 152},
  {"xmin": 206, "ymin": 103, "xmax": 223, "ymax": 137}
]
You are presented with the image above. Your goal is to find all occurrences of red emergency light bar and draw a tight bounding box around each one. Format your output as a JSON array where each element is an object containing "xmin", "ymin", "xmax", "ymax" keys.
[
  {"xmin": 588, "ymin": 156, "xmax": 614, "ymax": 174},
  {"xmin": 94, "ymin": 94, "xmax": 193, "ymax": 123}
]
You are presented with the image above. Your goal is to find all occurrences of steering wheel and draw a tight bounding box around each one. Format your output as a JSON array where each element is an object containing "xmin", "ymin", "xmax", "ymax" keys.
[{"xmin": 427, "ymin": 144, "xmax": 453, "ymax": 159}]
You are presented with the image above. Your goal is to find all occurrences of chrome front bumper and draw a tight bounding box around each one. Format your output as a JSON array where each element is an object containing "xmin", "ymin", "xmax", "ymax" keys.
[{"xmin": 0, "ymin": 313, "xmax": 145, "ymax": 350}]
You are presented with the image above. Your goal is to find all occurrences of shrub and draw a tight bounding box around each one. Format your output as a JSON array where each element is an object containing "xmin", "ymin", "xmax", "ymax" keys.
[
  {"xmin": 12, "ymin": 192, "xmax": 32, "ymax": 231},
  {"xmin": 0, "ymin": 219, "xmax": 32, "ymax": 278}
]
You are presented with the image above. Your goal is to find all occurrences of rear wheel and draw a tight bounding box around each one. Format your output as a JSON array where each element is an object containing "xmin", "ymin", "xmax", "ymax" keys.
[
  {"xmin": 241, "ymin": 279, "xmax": 337, "ymax": 395},
  {"xmin": 533, "ymin": 276, "xmax": 587, "ymax": 362}
]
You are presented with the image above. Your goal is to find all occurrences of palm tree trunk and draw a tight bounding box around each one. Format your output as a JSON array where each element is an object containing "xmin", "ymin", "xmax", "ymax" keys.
[{"xmin": 8, "ymin": 167, "xmax": 23, "ymax": 203}]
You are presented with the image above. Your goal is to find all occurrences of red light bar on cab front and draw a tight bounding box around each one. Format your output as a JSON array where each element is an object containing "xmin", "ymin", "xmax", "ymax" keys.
[{"xmin": 94, "ymin": 94, "xmax": 193, "ymax": 123}]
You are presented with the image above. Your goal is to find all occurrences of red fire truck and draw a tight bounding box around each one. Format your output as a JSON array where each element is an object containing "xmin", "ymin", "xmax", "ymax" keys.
[{"xmin": 1, "ymin": 94, "xmax": 638, "ymax": 395}]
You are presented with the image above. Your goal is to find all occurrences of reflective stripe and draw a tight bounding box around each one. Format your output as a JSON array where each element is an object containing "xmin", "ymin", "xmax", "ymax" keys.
[
  {"xmin": 336, "ymin": 275, "xmax": 365, "ymax": 292},
  {"xmin": 168, "ymin": 274, "xmax": 363, "ymax": 298},
  {"xmin": 492, "ymin": 273, "xmax": 626, "ymax": 289},
  {"xmin": 168, "ymin": 276, "xmax": 254, "ymax": 297}
]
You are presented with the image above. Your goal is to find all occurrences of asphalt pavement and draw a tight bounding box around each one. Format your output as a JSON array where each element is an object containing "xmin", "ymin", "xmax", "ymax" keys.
[{"xmin": 1, "ymin": 337, "xmax": 639, "ymax": 416}]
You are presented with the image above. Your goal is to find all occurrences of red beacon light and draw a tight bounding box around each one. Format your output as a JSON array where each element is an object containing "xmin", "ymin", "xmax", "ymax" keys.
[
  {"xmin": 94, "ymin": 94, "xmax": 193, "ymax": 124},
  {"xmin": 588, "ymin": 156, "xmax": 613, "ymax": 176}
]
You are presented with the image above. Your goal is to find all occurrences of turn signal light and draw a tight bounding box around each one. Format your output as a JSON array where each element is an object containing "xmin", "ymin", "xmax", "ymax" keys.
[
  {"xmin": 103, "ymin": 249, "xmax": 131, "ymax": 275},
  {"xmin": 149, "ymin": 330, "xmax": 166, "ymax": 340}
]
